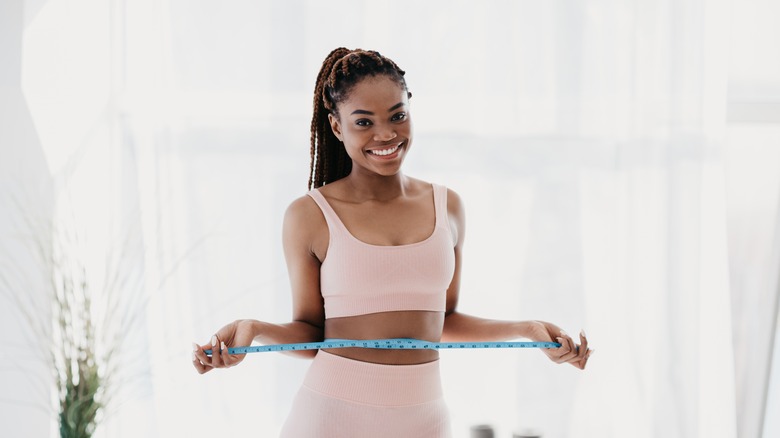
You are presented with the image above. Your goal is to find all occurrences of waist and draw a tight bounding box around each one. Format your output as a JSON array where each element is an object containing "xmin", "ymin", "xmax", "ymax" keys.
[{"xmin": 323, "ymin": 310, "xmax": 444, "ymax": 365}]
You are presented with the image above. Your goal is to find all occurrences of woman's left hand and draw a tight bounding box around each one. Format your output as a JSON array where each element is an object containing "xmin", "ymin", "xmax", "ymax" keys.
[{"xmin": 525, "ymin": 320, "xmax": 593, "ymax": 370}]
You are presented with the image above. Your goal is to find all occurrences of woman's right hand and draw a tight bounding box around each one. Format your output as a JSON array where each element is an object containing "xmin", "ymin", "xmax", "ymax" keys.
[{"xmin": 192, "ymin": 319, "xmax": 256, "ymax": 374}]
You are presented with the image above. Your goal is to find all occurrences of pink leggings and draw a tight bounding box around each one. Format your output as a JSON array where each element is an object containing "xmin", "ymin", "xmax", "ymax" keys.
[{"xmin": 279, "ymin": 350, "xmax": 452, "ymax": 437}]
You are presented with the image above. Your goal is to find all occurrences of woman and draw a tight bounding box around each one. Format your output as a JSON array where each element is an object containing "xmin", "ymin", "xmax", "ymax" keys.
[{"xmin": 192, "ymin": 48, "xmax": 591, "ymax": 437}]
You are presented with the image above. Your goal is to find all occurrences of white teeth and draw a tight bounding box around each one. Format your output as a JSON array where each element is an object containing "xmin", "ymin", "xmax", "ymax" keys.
[{"xmin": 369, "ymin": 144, "xmax": 400, "ymax": 156}]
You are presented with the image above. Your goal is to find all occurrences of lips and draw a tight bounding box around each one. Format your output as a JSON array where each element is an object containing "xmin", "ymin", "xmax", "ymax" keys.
[{"xmin": 367, "ymin": 142, "xmax": 404, "ymax": 157}]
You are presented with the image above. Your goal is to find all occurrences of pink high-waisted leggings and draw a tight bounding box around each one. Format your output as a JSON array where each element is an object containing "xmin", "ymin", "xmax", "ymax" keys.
[{"xmin": 279, "ymin": 350, "xmax": 452, "ymax": 437}]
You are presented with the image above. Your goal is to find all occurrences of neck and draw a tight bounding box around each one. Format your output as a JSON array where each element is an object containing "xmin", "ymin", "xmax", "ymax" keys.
[{"xmin": 343, "ymin": 170, "xmax": 408, "ymax": 201}]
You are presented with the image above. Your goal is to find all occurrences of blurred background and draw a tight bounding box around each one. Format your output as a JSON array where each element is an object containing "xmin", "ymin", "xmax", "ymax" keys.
[{"xmin": 1, "ymin": 0, "xmax": 779, "ymax": 437}]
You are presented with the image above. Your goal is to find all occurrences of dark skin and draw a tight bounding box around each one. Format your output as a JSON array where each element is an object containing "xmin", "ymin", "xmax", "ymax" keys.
[{"xmin": 193, "ymin": 75, "xmax": 592, "ymax": 371}]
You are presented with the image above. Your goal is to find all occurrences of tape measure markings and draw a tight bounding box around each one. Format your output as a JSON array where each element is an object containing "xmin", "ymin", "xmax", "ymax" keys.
[{"xmin": 204, "ymin": 338, "xmax": 561, "ymax": 356}]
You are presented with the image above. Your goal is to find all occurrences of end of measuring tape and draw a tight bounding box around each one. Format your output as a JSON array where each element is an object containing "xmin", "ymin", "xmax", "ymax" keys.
[{"xmin": 203, "ymin": 338, "xmax": 562, "ymax": 356}]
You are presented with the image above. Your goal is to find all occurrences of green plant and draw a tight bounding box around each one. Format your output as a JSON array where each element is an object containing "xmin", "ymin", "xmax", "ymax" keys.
[{"xmin": 1, "ymin": 199, "xmax": 145, "ymax": 438}]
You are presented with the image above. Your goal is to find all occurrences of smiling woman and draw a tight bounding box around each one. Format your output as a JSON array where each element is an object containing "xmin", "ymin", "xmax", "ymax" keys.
[
  {"xmin": 191, "ymin": 48, "xmax": 590, "ymax": 438},
  {"xmin": 327, "ymin": 75, "xmax": 412, "ymax": 176}
]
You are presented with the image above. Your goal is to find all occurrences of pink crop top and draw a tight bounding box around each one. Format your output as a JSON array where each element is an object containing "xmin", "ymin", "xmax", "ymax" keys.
[{"xmin": 307, "ymin": 184, "xmax": 456, "ymax": 319}]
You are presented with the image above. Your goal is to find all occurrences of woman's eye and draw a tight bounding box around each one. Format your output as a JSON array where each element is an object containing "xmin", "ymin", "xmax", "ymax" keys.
[
  {"xmin": 392, "ymin": 112, "xmax": 406, "ymax": 122},
  {"xmin": 355, "ymin": 119, "xmax": 372, "ymax": 127}
]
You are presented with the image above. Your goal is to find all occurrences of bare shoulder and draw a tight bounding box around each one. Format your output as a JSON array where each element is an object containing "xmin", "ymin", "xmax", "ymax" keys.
[
  {"xmin": 284, "ymin": 193, "xmax": 323, "ymax": 228},
  {"xmin": 445, "ymin": 187, "xmax": 464, "ymax": 213},
  {"xmin": 444, "ymin": 187, "xmax": 465, "ymax": 246},
  {"xmin": 283, "ymin": 193, "xmax": 328, "ymax": 259}
]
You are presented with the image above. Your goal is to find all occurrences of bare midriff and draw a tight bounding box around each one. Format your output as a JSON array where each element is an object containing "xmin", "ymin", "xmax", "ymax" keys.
[{"xmin": 323, "ymin": 310, "xmax": 445, "ymax": 365}]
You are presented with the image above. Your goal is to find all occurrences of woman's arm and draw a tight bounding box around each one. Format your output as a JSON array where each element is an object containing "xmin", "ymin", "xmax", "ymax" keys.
[
  {"xmin": 442, "ymin": 312, "xmax": 591, "ymax": 369},
  {"xmin": 192, "ymin": 195, "xmax": 327, "ymax": 373},
  {"xmin": 192, "ymin": 318, "xmax": 323, "ymax": 374},
  {"xmin": 440, "ymin": 188, "xmax": 591, "ymax": 370},
  {"xmin": 442, "ymin": 312, "xmax": 535, "ymax": 342}
]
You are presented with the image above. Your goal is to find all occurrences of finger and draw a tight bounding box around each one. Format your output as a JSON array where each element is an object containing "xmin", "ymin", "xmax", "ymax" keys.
[
  {"xmin": 220, "ymin": 341, "xmax": 232, "ymax": 367},
  {"xmin": 553, "ymin": 337, "xmax": 575, "ymax": 364},
  {"xmin": 192, "ymin": 353, "xmax": 210, "ymax": 374},
  {"xmin": 193, "ymin": 342, "xmax": 214, "ymax": 368},
  {"xmin": 557, "ymin": 349, "xmax": 579, "ymax": 364},
  {"xmin": 558, "ymin": 331, "xmax": 579, "ymax": 358},
  {"xmin": 576, "ymin": 330, "xmax": 589, "ymax": 361},
  {"xmin": 561, "ymin": 330, "xmax": 577, "ymax": 353},
  {"xmin": 555, "ymin": 336, "xmax": 572, "ymax": 359},
  {"xmin": 578, "ymin": 348, "xmax": 594, "ymax": 370},
  {"xmin": 562, "ymin": 331, "xmax": 583, "ymax": 363},
  {"xmin": 210, "ymin": 335, "xmax": 224, "ymax": 368},
  {"xmin": 559, "ymin": 333, "xmax": 587, "ymax": 366},
  {"xmin": 563, "ymin": 348, "xmax": 580, "ymax": 363},
  {"xmin": 192, "ymin": 344, "xmax": 211, "ymax": 374}
]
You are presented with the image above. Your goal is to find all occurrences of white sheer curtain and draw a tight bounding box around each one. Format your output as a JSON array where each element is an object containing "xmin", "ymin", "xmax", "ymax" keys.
[
  {"xmin": 725, "ymin": 1, "xmax": 780, "ymax": 436},
  {"xmin": 5, "ymin": 0, "xmax": 780, "ymax": 437}
]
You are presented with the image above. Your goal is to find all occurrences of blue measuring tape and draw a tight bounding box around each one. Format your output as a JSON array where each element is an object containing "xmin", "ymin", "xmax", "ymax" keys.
[{"xmin": 204, "ymin": 338, "xmax": 561, "ymax": 356}]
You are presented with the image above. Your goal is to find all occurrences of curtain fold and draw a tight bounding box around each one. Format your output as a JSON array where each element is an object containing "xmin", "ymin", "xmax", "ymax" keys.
[{"xmin": 0, "ymin": 1, "xmax": 53, "ymax": 437}]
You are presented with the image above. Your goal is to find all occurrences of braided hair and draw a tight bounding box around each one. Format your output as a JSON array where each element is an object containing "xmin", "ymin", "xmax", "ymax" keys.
[{"xmin": 308, "ymin": 48, "xmax": 410, "ymax": 189}]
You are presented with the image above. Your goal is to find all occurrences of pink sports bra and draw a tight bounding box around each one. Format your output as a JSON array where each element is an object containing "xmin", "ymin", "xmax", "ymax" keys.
[{"xmin": 307, "ymin": 184, "xmax": 456, "ymax": 319}]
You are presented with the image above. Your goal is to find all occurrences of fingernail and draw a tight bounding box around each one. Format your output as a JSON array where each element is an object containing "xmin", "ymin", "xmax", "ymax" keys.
[
  {"xmin": 192, "ymin": 343, "xmax": 199, "ymax": 352},
  {"xmin": 580, "ymin": 329, "xmax": 587, "ymax": 338},
  {"xmin": 560, "ymin": 330, "xmax": 568, "ymax": 337},
  {"xmin": 211, "ymin": 335, "xmax": 217, "ymax": 347},
  {"xmin": 221, "ymin": 342, "xmax": 227, "ymax": 353}
]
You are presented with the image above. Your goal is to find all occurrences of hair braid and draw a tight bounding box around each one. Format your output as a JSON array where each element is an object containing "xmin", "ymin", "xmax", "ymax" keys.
[
  {"xmin": 308, "ymin": 47, "xmax": 350, "ymax": 190},
  {"xmin": 308, "ymin": 48, "xmax": 409, "ymax": 189}
]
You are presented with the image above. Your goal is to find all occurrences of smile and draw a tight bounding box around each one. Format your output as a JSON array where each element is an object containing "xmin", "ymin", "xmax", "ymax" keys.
[{"xmin": 367, "ymin": 142, "xmax": 403, "ymax": 156}]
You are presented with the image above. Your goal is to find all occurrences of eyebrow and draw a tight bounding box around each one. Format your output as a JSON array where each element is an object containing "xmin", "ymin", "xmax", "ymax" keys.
[{"xmin": 350, "ymin": 102, "xmax": 406, "ymax": 116}]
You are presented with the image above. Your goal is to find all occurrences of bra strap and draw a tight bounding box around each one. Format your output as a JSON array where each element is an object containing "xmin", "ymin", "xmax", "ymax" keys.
[
  {"xmin": 307, "ymin": 189, "xmax": 348, "ymax": 237},
  {"xmin": 432, "ymin": 184, "xmax": 451, "ymax": 231}
]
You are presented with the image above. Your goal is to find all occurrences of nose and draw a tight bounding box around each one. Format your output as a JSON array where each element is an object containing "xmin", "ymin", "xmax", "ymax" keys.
[{"xmin": 373, "ymin": 126, "xmax": 397, "ymax": 142}]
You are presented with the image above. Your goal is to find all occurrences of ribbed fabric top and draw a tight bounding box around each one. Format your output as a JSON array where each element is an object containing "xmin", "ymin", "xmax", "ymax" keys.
[{"xmin": 307, "ymin": 184, "xmax": 456, "ymax": 319}]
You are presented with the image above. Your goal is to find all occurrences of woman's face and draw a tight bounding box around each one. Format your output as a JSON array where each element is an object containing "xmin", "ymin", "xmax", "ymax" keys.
[{"xmin": 328, "ymin": 75, "xmax": 412, "ymax": 178}]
